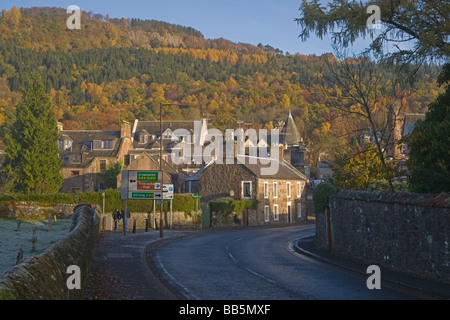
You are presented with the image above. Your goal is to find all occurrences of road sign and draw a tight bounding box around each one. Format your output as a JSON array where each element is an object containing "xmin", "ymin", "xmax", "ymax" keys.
[
  {"xmin": 121, "ymin": 170, "xmax": 163, "ymax": 200},
  {"xmin": 129, "ymin": 192, "xmax": 162, "ymax": 200},
  {"xmin": 163, "ymin": 184, "xmax": 174, "ymax": 200},
  {"xmin": 137, "ymin": 181, "xmax": 162, "ymax": 191},
  {"xmin": 192, "ymin": 193, "xmax": 201, "ymax": 199}
]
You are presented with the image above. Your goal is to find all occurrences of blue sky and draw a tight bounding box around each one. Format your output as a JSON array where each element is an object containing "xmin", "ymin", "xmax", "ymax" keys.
[{"xmin": 1, "ymin": 0, "xmax": 372, "ymax": 56}]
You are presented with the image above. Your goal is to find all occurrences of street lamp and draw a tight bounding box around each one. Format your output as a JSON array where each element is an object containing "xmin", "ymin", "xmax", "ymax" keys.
[{"xmin": 159, "ymin": 102, "xmax": 189, "ymax": 238}]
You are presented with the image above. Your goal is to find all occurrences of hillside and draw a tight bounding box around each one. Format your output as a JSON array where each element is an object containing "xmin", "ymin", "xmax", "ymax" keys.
[{"xmin": 0, "ymin": 6, "xmax": 443, "ymax": 162}]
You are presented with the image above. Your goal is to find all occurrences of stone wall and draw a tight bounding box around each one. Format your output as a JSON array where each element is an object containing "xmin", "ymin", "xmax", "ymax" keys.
[
  {"xmin": 0, "ymin": 204, "xmax": 100, "ymax": 300},
  {"xmin": 0, "ymin": 202, "xmax": 76, "ymax": 219},
  {"xmin": 100, "ymin": 210, "xmax": 201, "ymax": 231},
  {"xmin": 317, "ymin": 190, "xmax": 449, "ymax": 284}
]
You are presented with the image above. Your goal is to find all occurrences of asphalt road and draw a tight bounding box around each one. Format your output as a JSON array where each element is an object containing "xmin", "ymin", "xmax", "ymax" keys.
[{"xmin": 152, "ymin": 224, "xmax": 420, "ymax": 300}]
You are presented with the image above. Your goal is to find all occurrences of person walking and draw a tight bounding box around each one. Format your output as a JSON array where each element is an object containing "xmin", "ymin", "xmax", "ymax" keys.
[{"xmin": 112, "ymin": 208, "xmax": 122, "ymax": 231}]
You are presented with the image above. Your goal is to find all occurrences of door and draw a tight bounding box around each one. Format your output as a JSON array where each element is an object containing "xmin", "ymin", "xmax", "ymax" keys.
[{"xmin": 287, "ymin": 202, "xmax": 292, "ymax": 223}]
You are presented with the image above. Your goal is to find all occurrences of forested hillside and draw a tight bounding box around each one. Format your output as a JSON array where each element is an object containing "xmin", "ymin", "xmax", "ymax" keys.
[{"xmin": 0, "ymin": 6, "xmax": 442, "ymax": 163}]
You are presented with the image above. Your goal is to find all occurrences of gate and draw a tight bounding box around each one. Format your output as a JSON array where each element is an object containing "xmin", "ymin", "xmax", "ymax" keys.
[{"xmin": 201, "ymin": 205, "xmax": 211, "ymax": 229}]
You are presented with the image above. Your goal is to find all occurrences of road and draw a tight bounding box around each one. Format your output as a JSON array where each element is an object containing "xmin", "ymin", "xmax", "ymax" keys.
[{"xmin": 151, "ymin": 224, "xmax": 419, "ymax": 300}]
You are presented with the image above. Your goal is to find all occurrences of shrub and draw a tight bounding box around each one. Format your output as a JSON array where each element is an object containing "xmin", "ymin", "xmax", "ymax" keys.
[{"xmin": 313, "ymin": 182, "xmax": 340, "ymax": 214}]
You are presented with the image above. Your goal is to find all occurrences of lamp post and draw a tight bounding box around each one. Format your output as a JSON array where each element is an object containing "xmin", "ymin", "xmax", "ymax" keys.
[{"xmin": 159, "ymin": 102, "xmax": 189, "ymax": 238}]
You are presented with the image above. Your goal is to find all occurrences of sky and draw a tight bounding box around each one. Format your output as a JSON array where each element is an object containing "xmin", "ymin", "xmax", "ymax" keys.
[{"xmin": 0, "ymin": 0, "xmax": 373, "ymax": 56}]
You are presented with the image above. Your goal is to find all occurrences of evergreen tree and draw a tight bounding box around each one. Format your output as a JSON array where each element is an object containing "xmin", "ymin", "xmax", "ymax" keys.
[
  {"xmin": 3, "ymin": 74, "xmax": 63, "ymax": 193},
  {"xmin": 407, "ymin": 64, "xmax": 450, "ymax": 193}
]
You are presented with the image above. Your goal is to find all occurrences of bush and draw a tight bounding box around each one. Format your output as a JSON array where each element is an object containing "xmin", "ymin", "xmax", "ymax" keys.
[
  {"xmin": 367, "ymin": 180, "xmax": 409, "ymax": 192},
  {"xmin": 209, "ymin": 197, "xmax": 258, "ymax": 214},
  {"xmin": 313, "ymin": 182, "xmax": 340, "ymax": 214},
  {"xmin": 0, "ymin": 190, "xmax": 197, "ymax": 214}
]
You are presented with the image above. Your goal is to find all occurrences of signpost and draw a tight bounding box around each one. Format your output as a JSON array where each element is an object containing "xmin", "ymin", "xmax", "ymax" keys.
[
  {"xmin": 163, "ymin": 184, "xmax": 174, "ymax": 200},
  {"xmin": 121, "ymin": 170, "xmax": 163, "ymax": 235}
]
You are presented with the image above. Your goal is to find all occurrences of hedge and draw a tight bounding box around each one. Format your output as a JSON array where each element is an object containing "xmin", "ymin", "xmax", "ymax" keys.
[
  {"xmin": 209, "ymin": 197, "xmax": 258, "ymax": 214},
  {"xmin": 0, "ymin": 190, "xmax": 197, "ymax": 214},
  {"xmin": 312, "ymin": 182, "xmax": 340, "ymax": 214}
]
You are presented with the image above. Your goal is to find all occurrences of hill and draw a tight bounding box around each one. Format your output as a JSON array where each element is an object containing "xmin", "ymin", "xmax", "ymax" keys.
[{"xmin": 0, "ymin": 6, "xmax": 443, "ymax": 162}]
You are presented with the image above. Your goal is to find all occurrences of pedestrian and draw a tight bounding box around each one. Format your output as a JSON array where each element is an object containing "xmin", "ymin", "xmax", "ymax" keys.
[
  {"xmin": 112, "ymin": 207, "xmax": 122, "ymax": 231},
  {"xmin": 122, "ymin": 208, "xmax": 131, "ymax": 231}
]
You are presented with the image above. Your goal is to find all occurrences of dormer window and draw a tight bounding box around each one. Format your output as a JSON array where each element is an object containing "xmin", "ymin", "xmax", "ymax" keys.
[
  {"xmin": 101, "ymin": 140, "xmax": 113, "ymax": 149},
  {"xmin": 58, "ymin": 135, "xmax": 73, "ymax": 151},
  {"xmin": 137, "ymin": 129, "xmax": 149, "ymax": 144}
]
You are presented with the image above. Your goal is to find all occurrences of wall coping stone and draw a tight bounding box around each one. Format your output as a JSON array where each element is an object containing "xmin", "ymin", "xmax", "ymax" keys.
[{"xmin": 330, "ymin": 190, "xmax": 450, "ymax": 208}]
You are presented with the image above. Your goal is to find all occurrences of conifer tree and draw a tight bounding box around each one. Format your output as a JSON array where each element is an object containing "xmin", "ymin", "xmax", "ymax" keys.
[
  {"xmin": 407, "ymin": 64, "xmax": 450, "ymax": 193},
  {"xmin": 3, "ymin": 74, "xmax": 63, "ymax": 194}
]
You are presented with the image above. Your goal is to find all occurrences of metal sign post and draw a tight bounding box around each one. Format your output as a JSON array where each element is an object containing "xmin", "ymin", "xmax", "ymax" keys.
[{"xmin": 121, "ymin": 170, "xmax": 163, "ymax": 236}]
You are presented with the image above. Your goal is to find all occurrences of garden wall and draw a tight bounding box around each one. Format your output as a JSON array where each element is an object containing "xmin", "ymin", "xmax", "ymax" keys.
[
  {"xmin": 100, "ymin": 210, "xmax": 201, "ymax": 231},
  {"xmin": 0, "ymin": 204, "xmax": 100, "ymax": 300},
  {"xmin": 316, "ymin": 190, "xmax": 449, "ymax": 284}
]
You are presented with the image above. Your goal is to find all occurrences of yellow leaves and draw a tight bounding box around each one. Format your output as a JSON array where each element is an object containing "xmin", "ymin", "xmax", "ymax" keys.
[{"xmin": 3, "ymin": 6, "xmax": 22, "ymax": 26}]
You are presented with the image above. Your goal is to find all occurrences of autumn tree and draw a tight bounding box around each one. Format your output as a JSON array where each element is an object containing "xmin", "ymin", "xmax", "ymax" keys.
[
  {"xmin": 296, "ymin": 0, "xmax": 449, "ymax": 69},
  {"xmin": 323, "ymin": 52, "xmax": 407, "ymax": 192},
  {"xmin": 332, "ymin": 142, "xmax": 394, "ymax": 190},
  {"xmin": 2, "ymin": 74, "xmax": 63, "ymax": 193}
]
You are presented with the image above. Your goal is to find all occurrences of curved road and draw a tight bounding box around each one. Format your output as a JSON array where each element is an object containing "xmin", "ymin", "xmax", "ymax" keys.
[{"xmin": 152, "ymin": 225, "xmax": 418, "ymax": 300}]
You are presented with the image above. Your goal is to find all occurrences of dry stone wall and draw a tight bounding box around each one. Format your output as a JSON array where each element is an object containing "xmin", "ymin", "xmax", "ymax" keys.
[{"xmin": 0, "ymin": 204, "xmax": 100, "ymax": 300}]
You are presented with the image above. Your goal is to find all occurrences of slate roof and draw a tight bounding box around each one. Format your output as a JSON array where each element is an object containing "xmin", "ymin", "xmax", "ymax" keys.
[
  {"xmin": 132, "ymin": 120, "xmax": 203, "ymax": 149},
  {"xmin": 402, "ymin": 113, "xmax": 425, "ymax": 137},
  {"xmin": 187, "ymin": 155, "xmax": 307, "ymax": 181},
  {"xmin": 280, "ymin": 110, "xmax": 301, "ymax": 146},
  {"xmin": 58, "ymin": 130, "xmax": 121, "ymax": 167}
]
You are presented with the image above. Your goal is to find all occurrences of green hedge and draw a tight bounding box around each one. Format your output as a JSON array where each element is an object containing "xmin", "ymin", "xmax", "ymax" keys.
[
  {"xmin": 209, "ymin": 197, "xmax": 258, "ymax": 214},
  {"xmin": 0, "ymin": 190, "xmax": 197, "ymax": 213},
  {"xmin": 313, "ymin": 182, "xmax": 340, "ymax": 214}
]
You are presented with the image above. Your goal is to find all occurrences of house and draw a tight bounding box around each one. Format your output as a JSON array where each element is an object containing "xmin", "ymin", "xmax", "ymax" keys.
[
  {"xmin": 58, "ymin": 121, "xmax": 133, "ymax": 193},
  {"xmin": 117, "ymin": 151, "xmax": 189, "ymax": 193},
  {"xmin": 57, "ymin": 118, "xmax": 207, "ymax": 193},
  {"xmin": 185, "ymin": 155, "xmax": 308, "ymax": 225},
  {"xmin": 400, "ymin": 113, "xmax": 426, "ymax": 157},
  {"xmin": 128, "ymin": 118, "xmax": 208, "ymax": 166}
]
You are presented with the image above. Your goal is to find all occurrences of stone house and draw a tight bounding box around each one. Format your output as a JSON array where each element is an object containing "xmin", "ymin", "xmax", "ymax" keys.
[
  {"xmin": 57, "ymin": 118, "xmax": 207, "ymax": 193},
  {"xmin": 58, "ymin": 121, "xmax": 133, "ymax": 193},
  {"xmin": 185, "ymin": 155, "xmax": 308, "ymax": 225}
]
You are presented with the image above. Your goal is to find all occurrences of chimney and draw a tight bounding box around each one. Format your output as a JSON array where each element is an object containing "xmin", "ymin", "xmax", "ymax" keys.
[{"xmin": 120, "ymin": 121, "xmax": 131, "ymax": 139}]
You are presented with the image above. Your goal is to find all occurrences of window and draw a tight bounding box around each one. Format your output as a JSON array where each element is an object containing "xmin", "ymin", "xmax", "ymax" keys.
[
  {"xmin": 297, "ymin": 203, "xmax": 302, "ymax": 218},
  {"xmin": 297, "ymin": 182, "xmax": 302, "ymax": 198},
  {"xmin": 72, "ymin": 154, "xmax": 81, "ymax": 163},
  {"xmin": 101, "ymin": 140, "xmax": 113, "ymax": 149},
  {"xmin": 264, "ymin": 205, "xmax": 270, "ymax": 222},
  {"xmin": 273, "ymin": 204, "xmax": 279, "ymax": 221},
  {"xmin": 264, "ymin": 182, "xmax": 268, "ymax": 198},
  {"xmin": 100, "ymin": 160, "xmax": 106, "ymax": 173},
  {"xmin": 58, "ymin": 140, "xmax": 64, "ymax": 150},
  {"xmin": 273, "ymin": 182, "xmax": 278, "ymax": 198},
  {"xmin": 71, "ymin": 171, "xmax": 80, "ymax": 177},
  {"xmin": 242, "ymin": 181, "xmax": 252, "ymax": 199},
  {"xmin": 287, "ymin": 182, "xmax": 291, "ymax": 198}
]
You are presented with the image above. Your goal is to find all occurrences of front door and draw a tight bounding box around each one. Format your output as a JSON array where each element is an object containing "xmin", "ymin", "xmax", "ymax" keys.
[{"xmin": 287, "ymin": 202, "xmax": 292, "ymax": 223}]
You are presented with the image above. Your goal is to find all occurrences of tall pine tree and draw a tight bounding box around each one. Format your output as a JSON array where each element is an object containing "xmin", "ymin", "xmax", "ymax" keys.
[{"xmin": 3, "ymin": 74, "xmax": 63, "ymax": 194}]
